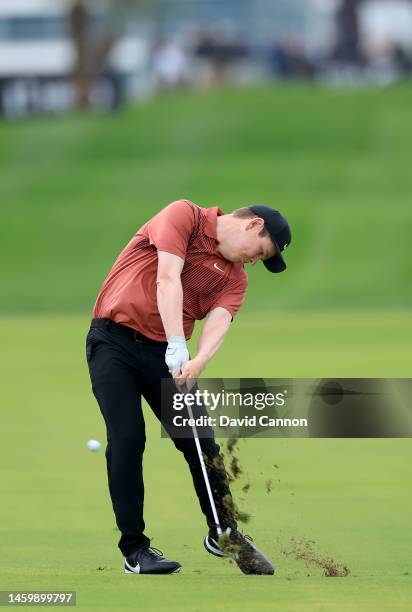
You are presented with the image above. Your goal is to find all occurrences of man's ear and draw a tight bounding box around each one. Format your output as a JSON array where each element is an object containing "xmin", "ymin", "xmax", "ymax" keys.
[{"xmin": 245, "ymin": 217, "xmax": 264, "ymax": 231}]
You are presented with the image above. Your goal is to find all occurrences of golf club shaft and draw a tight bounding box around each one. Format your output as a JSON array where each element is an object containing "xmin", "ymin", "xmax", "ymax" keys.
[{"xmin": 181, "ymin": 382, "xmax": 222, "ymax": 536}]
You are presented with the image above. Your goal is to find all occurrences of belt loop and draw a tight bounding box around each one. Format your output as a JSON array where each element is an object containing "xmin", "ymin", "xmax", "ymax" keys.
[
  {"xmin": 133, "ymin": 331, "xmax": 143, "ymax": 343},
  {"xmin": 105, "ymin": 319, "xmax": 111, "ymax": 331}
]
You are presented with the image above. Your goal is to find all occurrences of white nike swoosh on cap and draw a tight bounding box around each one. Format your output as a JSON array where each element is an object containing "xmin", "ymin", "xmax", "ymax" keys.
[{"xmin": 213, "ymin": 263, "xmax": 225, "ymax": 273}]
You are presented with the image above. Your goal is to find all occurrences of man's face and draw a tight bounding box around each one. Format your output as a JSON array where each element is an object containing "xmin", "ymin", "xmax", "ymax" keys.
[{"xmin": 234, "ymin": 218, "xmax": 276, "ymax": 266}]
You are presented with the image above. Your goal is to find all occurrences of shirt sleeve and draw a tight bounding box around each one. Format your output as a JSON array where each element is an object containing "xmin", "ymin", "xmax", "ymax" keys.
[
  {"xmin": 145, "ymin": 200, "xmax": 196, "ymax": 259},
  {"xmin": 210, "ymin": 275, "xmax": 248, "ymax": 319}
]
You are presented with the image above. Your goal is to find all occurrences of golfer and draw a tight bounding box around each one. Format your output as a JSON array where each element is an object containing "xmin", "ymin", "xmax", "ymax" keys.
[{"xmin": 86, "ymin": 199, "xmax": 291, "ymax": 575}]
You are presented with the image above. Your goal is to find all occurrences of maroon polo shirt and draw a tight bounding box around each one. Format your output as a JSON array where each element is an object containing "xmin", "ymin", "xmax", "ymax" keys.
[{"xmin": 93, "ymin": 199, "xmax": 248, "ymax": 341}]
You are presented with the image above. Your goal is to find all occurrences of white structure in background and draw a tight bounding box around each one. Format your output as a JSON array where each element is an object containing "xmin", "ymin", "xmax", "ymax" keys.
[
  {"xmin": 0, "ymin": 0, "xmax": 149, "ymax": 116},
  {"xmin": 0, "ymin": 0, "xmax": 74, "ymax": 77},
  {"xmin": 359, "ymin": 0, "xmax": 412, "ymax": 49}
]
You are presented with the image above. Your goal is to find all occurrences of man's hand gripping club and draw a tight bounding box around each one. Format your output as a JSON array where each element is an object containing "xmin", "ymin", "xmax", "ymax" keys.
[{"xmin": 165, "ymin": 336, "xmax": 190, "ymax": 378}]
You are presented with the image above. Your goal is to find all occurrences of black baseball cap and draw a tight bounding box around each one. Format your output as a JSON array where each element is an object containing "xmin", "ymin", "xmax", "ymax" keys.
[{"xmin": 248, "ymin": 205, "xmax": 291, "ymax": 273}]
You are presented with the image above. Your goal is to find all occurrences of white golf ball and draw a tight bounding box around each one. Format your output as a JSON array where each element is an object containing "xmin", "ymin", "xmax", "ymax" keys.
[{"xmin": 87, "ymin": 439, "xmax": 101, "ymax": 452}]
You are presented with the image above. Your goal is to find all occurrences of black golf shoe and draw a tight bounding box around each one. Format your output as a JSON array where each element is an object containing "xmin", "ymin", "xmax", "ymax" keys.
[
  {"xmin": 124, "ymin": 546, "xmax": 181, "ymax": 575},
  {"xmin": 204, "ymin": 528, "xmax": 274, "ymax": 575}
]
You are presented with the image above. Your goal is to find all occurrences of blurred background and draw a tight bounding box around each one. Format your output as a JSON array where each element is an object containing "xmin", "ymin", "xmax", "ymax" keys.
[{"xmin": 1, "ymin": 0, "xmax": 412, "ymax": 116}]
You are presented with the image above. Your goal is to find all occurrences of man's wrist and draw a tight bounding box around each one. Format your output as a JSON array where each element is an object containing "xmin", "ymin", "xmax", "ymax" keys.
[
  {"xmin": 193, "ymin": 353, "xmax": 208, "ymax": 371},
  {"xmin": 168, "ymin": 335, "xmax": 186, "ymax": 344}
]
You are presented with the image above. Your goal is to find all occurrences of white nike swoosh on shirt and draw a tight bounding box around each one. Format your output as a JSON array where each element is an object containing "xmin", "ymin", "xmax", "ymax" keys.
[{"xmin": 213, "ymin": 263, "xmax": 225, "ymax": 273}]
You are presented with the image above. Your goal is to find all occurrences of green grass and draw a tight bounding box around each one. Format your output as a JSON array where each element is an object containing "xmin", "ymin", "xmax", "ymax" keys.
[
  {"xmin": 1, "ymin": 314, "xmax": 411, "ymax": 610},
  {"xmin": 1, "ymin": 85, "xmax": 412, "ymax": 312}
]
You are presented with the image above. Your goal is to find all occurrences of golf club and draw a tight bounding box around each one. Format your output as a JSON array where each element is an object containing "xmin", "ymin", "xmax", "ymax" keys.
[{"xmin": 180, "ymin": 381, "xmax": 223, "ymax": 536}]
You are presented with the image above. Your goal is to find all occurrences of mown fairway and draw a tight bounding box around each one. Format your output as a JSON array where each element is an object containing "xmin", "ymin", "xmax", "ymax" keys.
[
  {"xmin": 1, "ymin": 313, "xmax": 411, "ymax": 610},
  {"xmin": 1, "ymin": 85, "xmax": 411, "ymax": 610}
]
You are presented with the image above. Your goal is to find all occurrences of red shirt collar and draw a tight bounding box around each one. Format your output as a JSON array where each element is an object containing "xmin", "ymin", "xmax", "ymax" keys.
[{"xmin": 204, "ymin": 206, "xmax": 224, "ymax": 240}]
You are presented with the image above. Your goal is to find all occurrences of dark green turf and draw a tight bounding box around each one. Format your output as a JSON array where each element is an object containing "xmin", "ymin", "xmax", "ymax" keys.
[{"xmin": 1, "ymin": 85, "xmax": 412, "ymax": 312}]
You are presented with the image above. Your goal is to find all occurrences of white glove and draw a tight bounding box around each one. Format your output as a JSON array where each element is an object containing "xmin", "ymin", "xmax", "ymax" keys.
[{"xmin": 165, "ymin": 336, "xmax": 189, "ymax": 377}]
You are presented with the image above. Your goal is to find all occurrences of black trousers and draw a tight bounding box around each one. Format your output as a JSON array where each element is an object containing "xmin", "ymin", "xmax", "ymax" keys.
[{"xmin": 85, "ymin": 318, "xmax": 236, "ymax": 556}]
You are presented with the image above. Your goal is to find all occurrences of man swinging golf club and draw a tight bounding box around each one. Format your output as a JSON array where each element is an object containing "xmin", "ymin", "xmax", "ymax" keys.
[{"xmin": 86, "ymin": 199, "xmax": 291, "ymax": 575}]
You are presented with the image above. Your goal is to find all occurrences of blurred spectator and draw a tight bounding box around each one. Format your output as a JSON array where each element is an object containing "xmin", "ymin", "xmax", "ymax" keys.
[
  {"xmin": 270, "ymin": 37, "xmax": 317, "ymax": 80},
  {"xmin": 193, "ymin": 25, "xmax": 249, "ymax": 85},
  {"xmin": 391, "ymin": 42, "xmax": 412, "ymax": 77},
  {"xmin": 363, "ymin": 37, "xmax": 412, "ymax": 84},
  {"xmin": 151, "ymin": 37, "xmax": 191, "ymax": 90}
]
